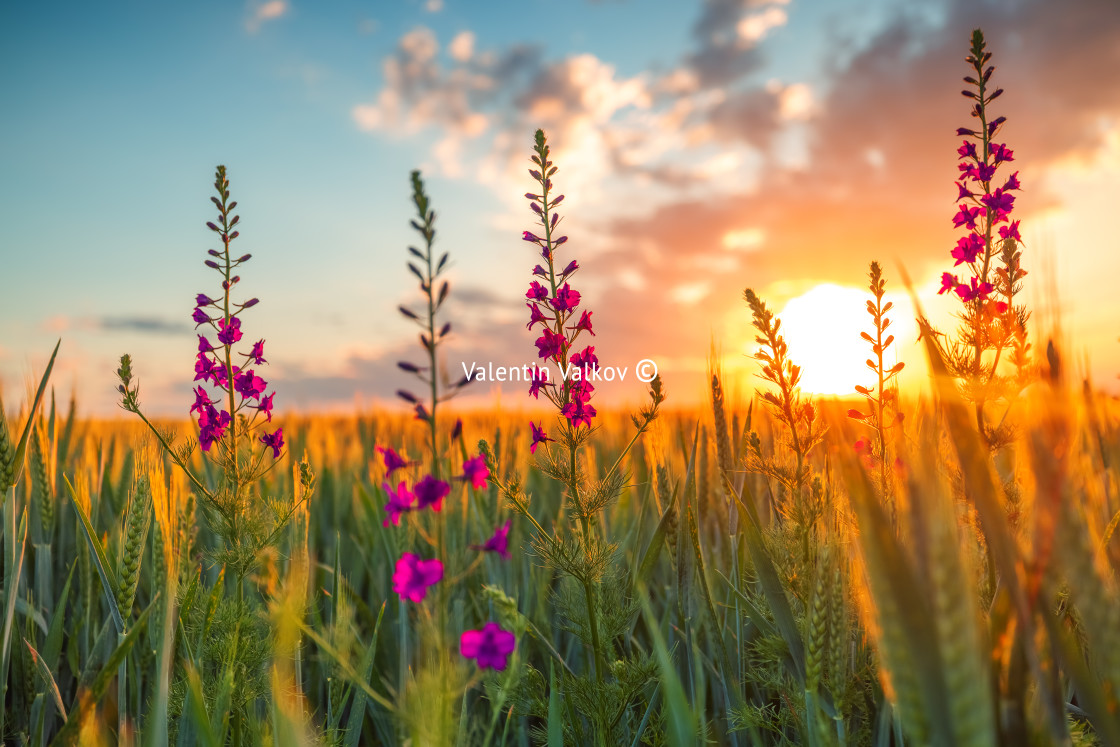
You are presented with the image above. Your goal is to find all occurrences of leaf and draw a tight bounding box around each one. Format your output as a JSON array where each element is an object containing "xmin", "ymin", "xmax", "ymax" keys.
[
  {"xmin": 24, "ymin": 639, "xmax": 67, "ymax": 721},
  {"xmin": 8, "ymin": 339, "xmax": 60, "ymax": 489},
  {"xmin": 64, "ymin": 475, "xmax": 125, "ymax": 635}
]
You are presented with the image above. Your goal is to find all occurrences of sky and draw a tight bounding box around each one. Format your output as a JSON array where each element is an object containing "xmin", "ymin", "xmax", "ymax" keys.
[{"xmin": 2, "ymin": 0, "xmax": 1119, "ymax": 417}]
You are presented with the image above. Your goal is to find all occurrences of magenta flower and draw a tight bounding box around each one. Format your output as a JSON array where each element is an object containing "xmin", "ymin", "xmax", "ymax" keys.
[
  {"xmin": 247, "ymin": 339, "xmax": 266, "ymax": 365},
  {"xmin": 1001, "ymin": 171, "xmax": 1021, "ymax": 192},
  {"xmin": 528, "ymin": 370, "xmax": 554, "ymax": 399},
  {"xmin": 550, "ymin": 282, "xmax": 580, "ymax": 312},
  {"xmin": 377, "ymin": 445, "xmax": 413, "ymax": 476},
  {"xmin": 568, "ymin": 310, "xmax": 594, "ymax": 336},
  {"xmin": 569, "ymin": 379, "xmax": 595, "ymax": 405},
  {"xmin": 526, "ymin": 303, "xmax": 548, "ymax": 330},
  {"xmin": 381, "ymin": 481, "xmax": 415, "ymax": 527},
  {"xmin": 194, "ymin": 353, "xmax": 218, "ymax": 383},
  {"xmin": 980, "ymin": 188, "xmax": 1015, "ymax": 220},
  {"xmin": 526, "ymin": 281, "xmax": 548, "ymax": 301},
  {"xmin": 198, "ymin": 335, "xmax": 215, "ymax": 353},
  {"xmin": 530, "ymin": 421, "xmax": 553, "ymax": 454},
  {"xmin": 260, "ymin": 427, "xmax": 284, "ymax": 458},
  {"xmin": 990, "ymin": 143, "xmax": 1014, "ymax": 164},
  {"xmin": 972, "ymin": 163, "xmax": 996, "ymax": 182},
  {"xmin": 955, "ymin": 182, "xmax": 974, "ymax": 201},
  {"xmin": 190, "ymin": 386, "xmax": 215, "ymax": 416},
  {"xmin": 938, "ymin": 272, "xmax": 959, "ymax": 296},
  {"xmin": 217, "ymin": 316, "xmax": 242, "ymax": 345},
  {"xmin": 951, "ymin": 234, "xmax": 983, "ymax": 266},
  {"xmin": 198, "ymin": 407, "xmax": 231, "ymax": 452},
  {"xmin": 195, "ymin": 293, "xmax": 216, "ymax": 306},
  {"xmin": 535, "ymin": 328, "xmax": 567, "ymax": 360},
  {"xmin": 459, "ymin": 455, "xmax": 489, "ymax": 490},
  {"xmin": 952, "ymin": 204, "xmax": 982, "ymax": 230},
  {"xmin": 234, "ymin": 369, "xmax": 267, "ymax": 400},
  {"xmin": 522, "ymin": 231, "xmax": 541, "ymax": 243},
  {"xmin": 957, "ymin": 140, "xmax": 977, "ymax": 159},
  {"xmin": 254, "ymin": 392, "xmax": 275, "ymax": 421},
  {"xmin": 560, "ymin": 260, "xmax": 578, "ymax": 277},
  {"xmin": 561, "ymin": 398, "xmax": 597, "ymax": 429},
  {"xmin": 955, "ymin": 277, "xmax": 993, "ymax": 303},
  {"xmin": 998, "ymin": 220, "xmax": 1022, "ymax": 242},
  {"xmin": 471, "ymin": 520, "xmax": 511, "ymax": 560},
  {"xmin": 570, "ymin": 346, "xmax": 598, "ymax": 373},
  {"xmin": 414, "ymin": 474, "xmax": 450, "ymax": 512},
  {"xmin": 393, "ymin": 553, "xmax": 443, "ymax": 603},
  {"xmin": 460, "ymin": 622, "xmax": 516, "ymax": 671},
  {"xmin": 192, "ymin": 307, "xmax": 210, "ymax": 325}
]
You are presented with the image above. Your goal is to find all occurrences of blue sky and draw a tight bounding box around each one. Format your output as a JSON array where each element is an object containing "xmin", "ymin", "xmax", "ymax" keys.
[{"xmin": 3, "ymin": 0, "xmax": 1119, "ymax": 415}]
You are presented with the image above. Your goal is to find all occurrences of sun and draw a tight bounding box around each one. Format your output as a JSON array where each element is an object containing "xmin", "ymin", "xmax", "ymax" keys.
[{"xmin": 759, "ymin": 284, "xmax": 905, "ymax": 396}]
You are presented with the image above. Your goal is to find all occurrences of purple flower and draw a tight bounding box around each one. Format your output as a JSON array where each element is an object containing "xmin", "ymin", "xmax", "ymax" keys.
[
  {"xmin": 260, "ymin": 427, "xmax": 284, "ymax": 458},
  {"xmin": 460, "ymin": 622, "xmax": 516, "ymax": 671},
  {"xmin": 526, "ymin": 303, "xmax": 548, "ymax": 331},
  {"xmin": 471, "ymin": 520, "xmax": 511, "ymax": 560},
  {"xmin": 951, "ymin": 234, "xmax": 983, "ymax": 266},
  {"xmin": 530, "ymin": 421, "xmax": 553, "ymax": 454},
  {"xmin": 190, "ymin": 386, "xmax": 215, "ymax": 417},
  {"xmin": 955, "ymin": 182, "xmax": 974, "ymax": 200},
  {"xmin": 414, "ymin": 474, "xmax": 450, "ymax": 512},
  {"xmin": 522, "ymin": 231, "xmax": 541, "ymax": 243},
  {"xmin": 1001, "ymin": 171, "xmax": 1020, "ymax": 192},
  {"xmin": 234, "ymin": 369, "xmax": 267, "ymax": 400},
  {"xmin": 526, "ymin": 281, "xmax": 549, "ymax": 301},
  {"xmin": 528, "ymin": 371, "xmax": 554, "ymax": 399},
  {"xmin": 570, "ymin": 346, "xmax": 599, "ymax": 376},
  {"xmin": 560, "ymin": 260, "xmax": 579, "ymax": 277},
  {"xmin": 980, "ymin": 188, "xmax": 1014, "ymax": 219},
  {"xmin": 561, "ymin": 399, "xmax": 597, "ymax": 429},
  {"xmin": 972, "ymin": 163, "xmax": 996, "ymax": 182},
  {"xmin": 567, "ymin": 310, "xmax": 594, "ymax": 336},
  {"xmin": 198, "ymin": 406, "xmax": 231, "ymax": 452},
  {"xmin": 381, "ymin": 481, "xmax": 415, "ymax": 527},
  {"xmin": 459, "ymin": 455, "xmax": 489, "ymax": 490},
  {"xmin": 990, "ymin": 143, "xmax": 1014, "ymax": 164},
  {"xmin": 377, "ymin": 445, "xmax": 413, "ymax": 476},
  {"xmin": 938, "ymin": 272, "xmax": 958, "ymax": 296},
  {"xmin": 952, "ymin": 204, "xmax": 982, "ymax": 230},
  {"xmin": 194, "ymin": 353, "xmax": 217, "ymax": 383},
  {"xmin": 198, "ymin": 335, "xmax": 216, "ymax": 353},
  {"xmin": 955, "ymin": 276, "xmax": 994, "ymax": 303},
  {"xmin": 535, "ymin": 329, "xmax": 567, "ymax": 360},
  {"xmin": 217, "ymin": 316, "xmax": 242, "ymax": 345},
  {"xmin": 550, "ymin": 283, "xmax": 580, "ymax": 312},
  {"xmin": 248, "ymin": 339, "xmax": 266, "ymax": 365},
  {"xmin": 255, "ymin": 392, "xmax": 275, "ymax": 421},
  {"xmin": 393, "ymin": 553, "xmax": 443, "ymax": 603},
  {"xmin": 957, "ymin": 140, "xmax": 977, "ymax": 159},
  {"xmin": 998, "ymin": 220, "xmax": 1022, "ymax": 242},
  {"xmin": 195, "ymin": 294, "xmax": 215, "ymax": 307},
  {"xmin": 192, "ymin": 307, "xmax": 211, "ymax": 325},
  {"xmin": 569, "ymin": 379, "xmax": 594, "ymax": 405}
]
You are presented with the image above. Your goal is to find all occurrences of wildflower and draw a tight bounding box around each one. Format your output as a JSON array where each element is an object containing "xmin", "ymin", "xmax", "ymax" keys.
[
  {"xmin": 534, "ymin": 328, "xmax": 567, "ymax": 360},
  {"xmin": 414, "ymin": 474, "xmax": 450, "ymax": 512},
  {"xmin": 247, "ymin": 339, "xmax": 266, "ymax": 365},
  {"xmin": 233, "ymin": 369, "xmax": 267, "ymax": 400},
  {"xmin": 194, "ymin": 353, "xmax": 218, "ymax": 383},
  {"xmin": 198, "ymin": 407, "xmax": 231, "ymax": 452},
  {"xmin": 526, "ymin": 281, "xmax": 549, "ymax": 301},
  {"xmin": 260, "ymin": 427, "xmax": 284, "ymax": 458},
  {"xmin": 198, "ymin": 335, "xmax": 216, "ymax": 353},
  {"xmin": 567, "ymin": 309, "xmax": 594, "ymax": 337},
  {"xmin": 470, "ymin": 520, "xmax": 511, "ymax": 560},
  {"xmin": 459, "ymin": 455, "xmax": 489, "ymax": 490},
  {"xmin": 522, "ymin": 231, "xmax": 541, "ymax": 243},
  {"xmin": 938, "ymin": 272, "xmax": 958, "ymax": 295},
  {"xmin": 526, "ymin": 303, "xmax": 548, "ymax": 330},
  {"xmin": 998, "ymin": 220, "xmax": 1022, "ymax": 242},
  {"xmin": 550, "ymin": 283, "xmax": 580, "ymax": 312},
  {"xmin": 990, "ymin": 143, "xmax": 1014, "ymax": 164},
  {"xmin": 954, "ymin": 276, "xmax": 993, "ymax": 303},
  {"xmin": 393, "ymin": 553, "xmax": 443, "ymax": 603},
  {"xmin": 460, "ymin": 622, "xmax": 516, "ymax": 671},
  {"xmin": 382, "ymin": 481, "xmax": 415, "ymax": 527},
  {"xmin": 561, "ymin": 398, "xmax": 597, "ymax": 429},
  {"xmin": 217, "ymin": 316, "xmax": 242, "ymax": 345},
  {"xmin": 953, "ymin": 204, "xmax": 982, "ymax": 230},
  {"xmin": 569, "ymin": 346, "xmax": 598, "ymax": 376},
  {"xmin": 528, "ymin": 370, "xmax": 554, "ymax": 399},
  {"xmin": 951, "ymin": 234, "xmax": 983, "ymax": 266},
  {"xmin": 560, "ymin": 260, "xmax": 579, "ymax": 277},
  {"xmin": 530, "ymin": 421, "xmax": 553, "ymax": 454},
  {"xmin": 377, "ymin": 445, "xmax": 413, "ymax": 476},
  {"xmin": 980, "ymin": 188, "xmax": 1015, "ymax": 220},
  {"xmin": 254, "ymin": 392, "xmax": 275, "ymax": 421},
  {"xmin": 192, "ymin": 307, "xmax": 210, "ymax": 325},
  {"xmin": 195, "ymin": 293, "xmax": 216, "ymax": 306},
  {"xmin": 1001, "ymin": 171, "xmax": 1021, "ymax": 192}
]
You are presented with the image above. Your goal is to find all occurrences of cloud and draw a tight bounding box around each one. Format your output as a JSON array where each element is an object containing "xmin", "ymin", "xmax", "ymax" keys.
[
  {"xmin": 96, "ymin": 317, "xmax": 193, "ymax": 335},
  {"xmin": 246, "ymin": 0, "xmax": 288, "ymax": 33},
  {"xmin": 425, "ymin": 0, "xmax": 443, "ymax": 12}
]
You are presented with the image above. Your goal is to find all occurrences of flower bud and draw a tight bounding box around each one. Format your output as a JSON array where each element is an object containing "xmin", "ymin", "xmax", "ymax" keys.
[
  {"xmin": 206, "ymin": 222, "xmax": 220, "ymax": 232},
  {"xmin": 208, "ymin": 249, "xmax": 221, "ymax": 257},
  {"xmin": 237, "ymin": 254, "xmax": 251, "ymax": 262},
  {"xmin": 205, "ymin": 260, "xmax": 219, "ymax": 269},
  {"xmin": 396, "ymin": 389, "xmax": 418, "ymax": 403},
  {"xmin": 242, "ymin": 298, "xmax": 259, "ymax": 308},
  {"xmin": 397, "ymin": 361, "xmax": 421, "ymax": 373}
]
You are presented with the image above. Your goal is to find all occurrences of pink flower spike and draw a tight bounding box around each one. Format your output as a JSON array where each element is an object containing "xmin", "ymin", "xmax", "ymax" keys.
[
  {"xmin": 530, "ymin": 421, "xmax": 553, "ymax": 454},
  {"xmin": 459, "ymin": 455, "xmax": 490, "ymax": 490},
  {"xmin": 460, "ymin": 622, "xmax": 516, "ymax": 671},
  {"xmin": 381, "ymin": 481, "xmax": 415, "ymax": 527},
  {"xmin": 471, "ymin": 520, "xmax": 512, "ymax": 560},
  {"xmin": 260, "ymin": 427, "xmax": 284, "ymax": 458},
  {"xmin": 393, "ymin": 553, "xmax": 443, "ymax": 603},
  {"xmin": 414, "ymin": 474, "xmax": 451, "ymax": 512}
]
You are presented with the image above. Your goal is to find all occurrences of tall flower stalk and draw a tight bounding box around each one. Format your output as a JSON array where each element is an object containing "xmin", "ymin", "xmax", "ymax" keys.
[{"xmin": 931, "ymin": 28, "xmax": 1030, "ymax": 443}]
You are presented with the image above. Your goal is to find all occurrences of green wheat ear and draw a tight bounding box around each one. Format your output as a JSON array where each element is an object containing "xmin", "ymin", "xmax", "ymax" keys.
[
  {"xmin": 0, "ymin": 393, "xmax": 14, "ymax": 493},
  {"xmin": 117, "ymin": 474, "xmax": 153, "ymax": 620},
  {"xmin": 31, "ymin": 423, "xmax": 53, "ymax": 534}
]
